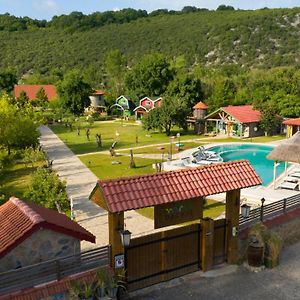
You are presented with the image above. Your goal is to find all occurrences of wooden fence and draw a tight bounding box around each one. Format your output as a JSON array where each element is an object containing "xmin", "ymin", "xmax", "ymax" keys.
[
  {"xmin": 0, "ymin": 246, "xmax": 109, "ymax": 295},
  {"xmin": 239, "ymin": 193, "xmax": 300, "ymax": 229}
]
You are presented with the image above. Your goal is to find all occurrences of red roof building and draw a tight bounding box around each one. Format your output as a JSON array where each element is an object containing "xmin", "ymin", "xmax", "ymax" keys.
[
  {"xmin": 90, "ymin": 160, "xmax": 261, "ymax": 213},
  {"xmin": 283, "ymin": 117, "xmax": 300, "ymax": 137},
  {"xmin": 222, "ymin": 105, "xmax": 261, "ymax": 123},
  {"xmin": 193, "ymin": 101, "xmax": 209, "ymax": 110},
  {"xmin": 134, "ymin": 97, "xmax": 162, "ymax": 120},
  {"xmin": 14, "ymin": 85, "xmax": 57, "ymax": 101},
  {"xmin": 283, "ymin": 117, "xmax": 300, "ymax": 126},
  {"xmin": 205, "ymin": 105, "xmax": 267, "ymax": 138},
  {"xmin": 0, "ymin": 197, "xmax": 95, "ymax": 261},
  {"xmin": 91, "ymin": 89, "xmax": 105, "ymax": 95}
]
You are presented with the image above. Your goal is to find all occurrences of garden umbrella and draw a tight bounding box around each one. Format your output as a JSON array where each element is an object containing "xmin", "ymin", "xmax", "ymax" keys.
[
  {"xmin": 267, "ymin": 131, "xmax": 300, "ymax": 164},
  {"xmin": 267, "ymin": 132, "xmax": 300, "ymax": 188}
]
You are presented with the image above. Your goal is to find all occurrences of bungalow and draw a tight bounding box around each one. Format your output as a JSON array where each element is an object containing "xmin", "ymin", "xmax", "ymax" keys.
[
  {"xmin": 110, "ymin": 95, "xmax": 136, "ymax": 118},
  {"xmin": 14, "ymin": 84, "xmax": 57, "ymax": 101},
  {"xmin": 205, "ymin": 105, "xmax": 264, "ymax": 138},
  {"xmin": 88, "ymin": 89, "xmax": 106, "ymax": 113},
  {"xmin": 0, "ymin": 197, "xmax": 95, "ymax": 272},
  {"xmin": 283, "ymin": 118, "xmax": 300, "ymax": 138},
  {"xmin": 134, "ymin": 96, "xmax": 162, "ymax": 120}
]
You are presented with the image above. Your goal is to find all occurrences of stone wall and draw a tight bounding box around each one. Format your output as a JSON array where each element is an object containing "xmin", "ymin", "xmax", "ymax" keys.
[{"xmin": 0, "ymin": 228, "xmax": 80, "ymax": 272}]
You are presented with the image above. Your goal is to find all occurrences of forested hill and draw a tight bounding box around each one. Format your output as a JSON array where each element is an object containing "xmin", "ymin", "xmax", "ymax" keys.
[{"xmin": 1, "ymin": 7, "xmax": 300, "ymax": 74}]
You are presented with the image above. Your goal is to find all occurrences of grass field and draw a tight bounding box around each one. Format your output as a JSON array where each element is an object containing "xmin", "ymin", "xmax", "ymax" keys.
[
  {"xmin": 79, "ymin": 154, "xmax": 156, "ymax": 179},
  {"xmin": 0, "ymin": 162, "xmax": 42, "ymax": 202},
  {"xmin": 51, "ymin": 121, "xmax": 201, "ymax": 155},
  {"xmin": 51, "ymin": 121, "xmax": 285, "ymax": 156}
]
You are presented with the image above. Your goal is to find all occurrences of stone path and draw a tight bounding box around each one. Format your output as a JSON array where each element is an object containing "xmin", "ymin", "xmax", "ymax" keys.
[{"xmin": 39, "ymin": 126, "xmax": 153, "ymax": 250}]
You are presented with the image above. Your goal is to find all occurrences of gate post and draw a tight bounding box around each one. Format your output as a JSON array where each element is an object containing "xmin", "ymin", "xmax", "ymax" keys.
[
  {"xmin": 201, "ymin": 217, "xmax": 214, "ymax": 272},
  {"xmin": 108, "ymin": 212, "xmax": 124, "ymax": 268},
  {"xmin": 225, "ymin": 189, "xmax": 240, "ymax": 264}
]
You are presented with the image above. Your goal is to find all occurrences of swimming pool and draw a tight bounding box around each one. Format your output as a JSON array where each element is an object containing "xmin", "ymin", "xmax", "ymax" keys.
[{"xmin": 206, "ymin": 144, "xmax": 285, "ymax": 186}]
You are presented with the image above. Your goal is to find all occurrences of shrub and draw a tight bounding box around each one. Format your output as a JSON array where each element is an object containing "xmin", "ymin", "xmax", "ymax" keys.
[{"xmin": 24, "ymin": 168, "xmax": 70, "ymax": 212}]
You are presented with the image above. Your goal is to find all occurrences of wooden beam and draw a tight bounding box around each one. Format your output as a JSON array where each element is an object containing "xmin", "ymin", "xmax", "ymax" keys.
[
  {"xmin": 225, "ymin": 189, "xmax": 240, "ymax": 264},
  {"xmin": 108, "ymin": 212, "xmax": 124, "ymax": 268},
  {"xmin": 201, "ymin": 218, "xmax": 214, "ymax": 272}
]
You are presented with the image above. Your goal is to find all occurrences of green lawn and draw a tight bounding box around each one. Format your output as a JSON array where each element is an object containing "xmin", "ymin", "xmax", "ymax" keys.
[
  {"xmin": 50, "ymin": 121, "xmax": 201, "ymax": 155},
  {"xmin": 51, "ymin": 120, "xmax": 285, "ymax": 156},
  {"xmin": 0, "ymin": 162, "xmax": 41, "ymax": 202},
  {"xmin": 136, "ymin": 199, "xmax": 225, "ymax": 221},
  {"xmin": 79, "ymin": 154, "xmax": 157, "ymax": 179}
]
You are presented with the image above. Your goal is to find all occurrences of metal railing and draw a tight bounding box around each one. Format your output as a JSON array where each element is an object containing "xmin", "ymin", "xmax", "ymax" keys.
[
  {"xmin": 0, "ymin": 245, "xmax": 110, "ymax": 295},
  {"xmin": 239, "ymin": 193, "xmax": 300, "ymax": 229}
]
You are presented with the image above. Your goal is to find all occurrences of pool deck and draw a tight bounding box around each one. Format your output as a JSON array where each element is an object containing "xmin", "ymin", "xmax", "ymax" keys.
[{"xmin": 177, "ymin": 141, "xmax": 300, "ymax": 208}]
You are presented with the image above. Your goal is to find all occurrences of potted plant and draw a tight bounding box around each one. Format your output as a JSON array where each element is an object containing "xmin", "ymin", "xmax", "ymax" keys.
[
  {"xmin": 107, "ymin": 275, "xmax": 118, "ymax": 298},
  {"xmin": 264, "ymin": 230, "xmax": 283, "ymax": 268},
  {"xmin": 247, "ymin": 223, "xmax": 267, "ymax": 267},
  {"xmin": 69, "ymin": 280, "xmax": 82, "ymax": 300},
  {"xmin": 95, "ymin": 268, "xmax": 108, "ymax": 299},
  {"xmin": 79, "ymin": 281, "xmax": 95, "ymax": 300}
]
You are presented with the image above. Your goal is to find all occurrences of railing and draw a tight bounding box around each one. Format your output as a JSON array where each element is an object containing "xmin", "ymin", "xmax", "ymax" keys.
[
  {"xmin": 239, "ymin": 193, "xmax": 300, "ymax": 229},
  {"xmin": 0, "ymin": 245, "xmax": 110, "ymax": 295}
]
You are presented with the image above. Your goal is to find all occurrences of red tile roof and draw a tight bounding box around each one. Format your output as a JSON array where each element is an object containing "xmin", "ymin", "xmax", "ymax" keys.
[
  {"xmin": 0, "ymin": 197, "xmax": 95, "ymax": 258},
  {"xmin": 92, "ymin": 160, "xmax": 262, "ymax": 213},
  {"xmin": 14, "ymin": 85, "xmax": 57, "ymax": 101},
  {"xmin": 92, "ymin": 89, "xmax": 105, "ymax": 95},
  {"xmin": 193, "ymin": 101, "xmax": 208, "ymax": 109},
  {"xmin": 222, "ymin": 105, "xmax": 261, "ymax": 123},
  {"xmin": 283, "ymin": 118, "xmax": 300, "ymax": 126}
]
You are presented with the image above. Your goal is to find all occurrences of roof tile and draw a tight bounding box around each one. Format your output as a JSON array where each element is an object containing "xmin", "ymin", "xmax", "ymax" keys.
[
  {"xmin": 222, "ymin": 105, "xmax": 261, "ymax": 123},
  {"xmin": 0, "ymin": 197, "xmax": 95, "ymax": 258},
  {"xmin": 93, "ymin": 160, "xmax": 262, "ymax": 213},
  {"xmin": 14, "ymin": 85, "xmax": 57, "ymax": 101}
]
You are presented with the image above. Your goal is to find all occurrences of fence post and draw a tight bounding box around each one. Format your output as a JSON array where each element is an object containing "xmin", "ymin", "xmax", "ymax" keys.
[
  {"xmin": 55, "ymin": 260, "xmax": 61, "ymax": 281},
  {"xmin": 260, "ymin": 198, "xmax": 265, "ymax": 222},
  {"xmin": 283, "ymin": 198, "xmax": 287, "ymax": 213}
]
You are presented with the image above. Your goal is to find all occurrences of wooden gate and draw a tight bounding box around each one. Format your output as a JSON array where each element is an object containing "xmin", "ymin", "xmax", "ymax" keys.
[
  {"xmin": 126, "ymin": 223, "xmax": 201, "ymax": 291},
  {"xmin": 126, "ymin": 219, "xmax": 228, "ymax": 291},
  {"xmin": 213, "ymin": 219, "xmax": 227, "ymax": 265}
]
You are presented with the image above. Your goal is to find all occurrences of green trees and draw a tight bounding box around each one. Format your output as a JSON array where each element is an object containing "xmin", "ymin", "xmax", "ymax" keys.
[
  {"xmin": 57, "ymin": 70, "xmax": 92, "ymax": 115},
  {"xmin": 126, "ymin": 53, "xmax": 174, "ymax": 99},
  {"xmin": 166, "ymin": 74, "xmax": 203, "ymax": 108},
  {"xmin": 257, "ymin": 103, "xmax": 278, "ymax": 136},
  {"xmin": 143, "ymin": 96, "xmax": 190, "ymax": 136},
  {"xmin": 2, "ymin": 8, "xmax": 300, "ymax": 74},
  {"xmin": 33, "ymin": 87, "xmax": 49, "ymax": 107},
  {"xmin": 104, "ymin": 50, "xmax": 127, "ymax": 99},
  {"xmin": 16, "ymin": 90, "xmax": 30, "ymax": 108},
  {"xmin": 24, "ymin": 168, "xmax": 69, "ymax": 212},
  {"xmin": 0, "ymin": 70, "xmax": 17, "ymax": 93},
  {"xmin": 0, "ymin": 95, "xmax": 39, "ymax": 154}
]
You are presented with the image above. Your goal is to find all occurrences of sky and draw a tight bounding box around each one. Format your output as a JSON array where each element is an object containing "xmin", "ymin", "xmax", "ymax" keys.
[{"xmin": 0, "ymin": 0, "xmax": 300, "ymax": 20}]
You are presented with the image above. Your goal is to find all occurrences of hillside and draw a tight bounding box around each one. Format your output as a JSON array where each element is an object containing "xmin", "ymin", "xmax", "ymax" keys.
[{"xmin": 1, "ymin": 7, "xmax": 300, "ymax": 74}]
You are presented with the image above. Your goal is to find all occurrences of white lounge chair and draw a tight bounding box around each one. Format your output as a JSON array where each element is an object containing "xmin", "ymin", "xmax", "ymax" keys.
[
  {"xmin": 289, "ymin": 172, "xmax": 300, "ymax": 178},
  {"xmin": 277, "ymin": 181, "xmax": 299, "ymax": 191},
  {"xmin": 283, "ymin": 176, "xmax": 299, "ymax": 183}
]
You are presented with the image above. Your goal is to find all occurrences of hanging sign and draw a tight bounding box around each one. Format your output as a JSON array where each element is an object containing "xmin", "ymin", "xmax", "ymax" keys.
[{"xmin": 154, "ymin": 198, "xmax": 203, "ymax": 229}]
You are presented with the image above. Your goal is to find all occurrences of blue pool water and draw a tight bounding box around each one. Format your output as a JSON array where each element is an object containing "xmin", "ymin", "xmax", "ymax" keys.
[{"xmin": 206, "ymin": 144, "xmax": 285, "ymax": 186}]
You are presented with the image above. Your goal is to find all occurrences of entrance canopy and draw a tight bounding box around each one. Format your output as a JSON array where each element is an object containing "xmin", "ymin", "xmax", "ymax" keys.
[{"xmin": 90, "ymin": 160, "xmax": 262, "ymax": 213}]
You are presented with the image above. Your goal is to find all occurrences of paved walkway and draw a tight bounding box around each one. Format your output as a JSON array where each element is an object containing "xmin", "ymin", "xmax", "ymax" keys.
[
  {"xmin": 39, "ymin": 126, "xmax": 153, "ymax": 250},
  {"xmin": 131, "ymin": 241, "xmax": 300, "ymax": 300}
]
